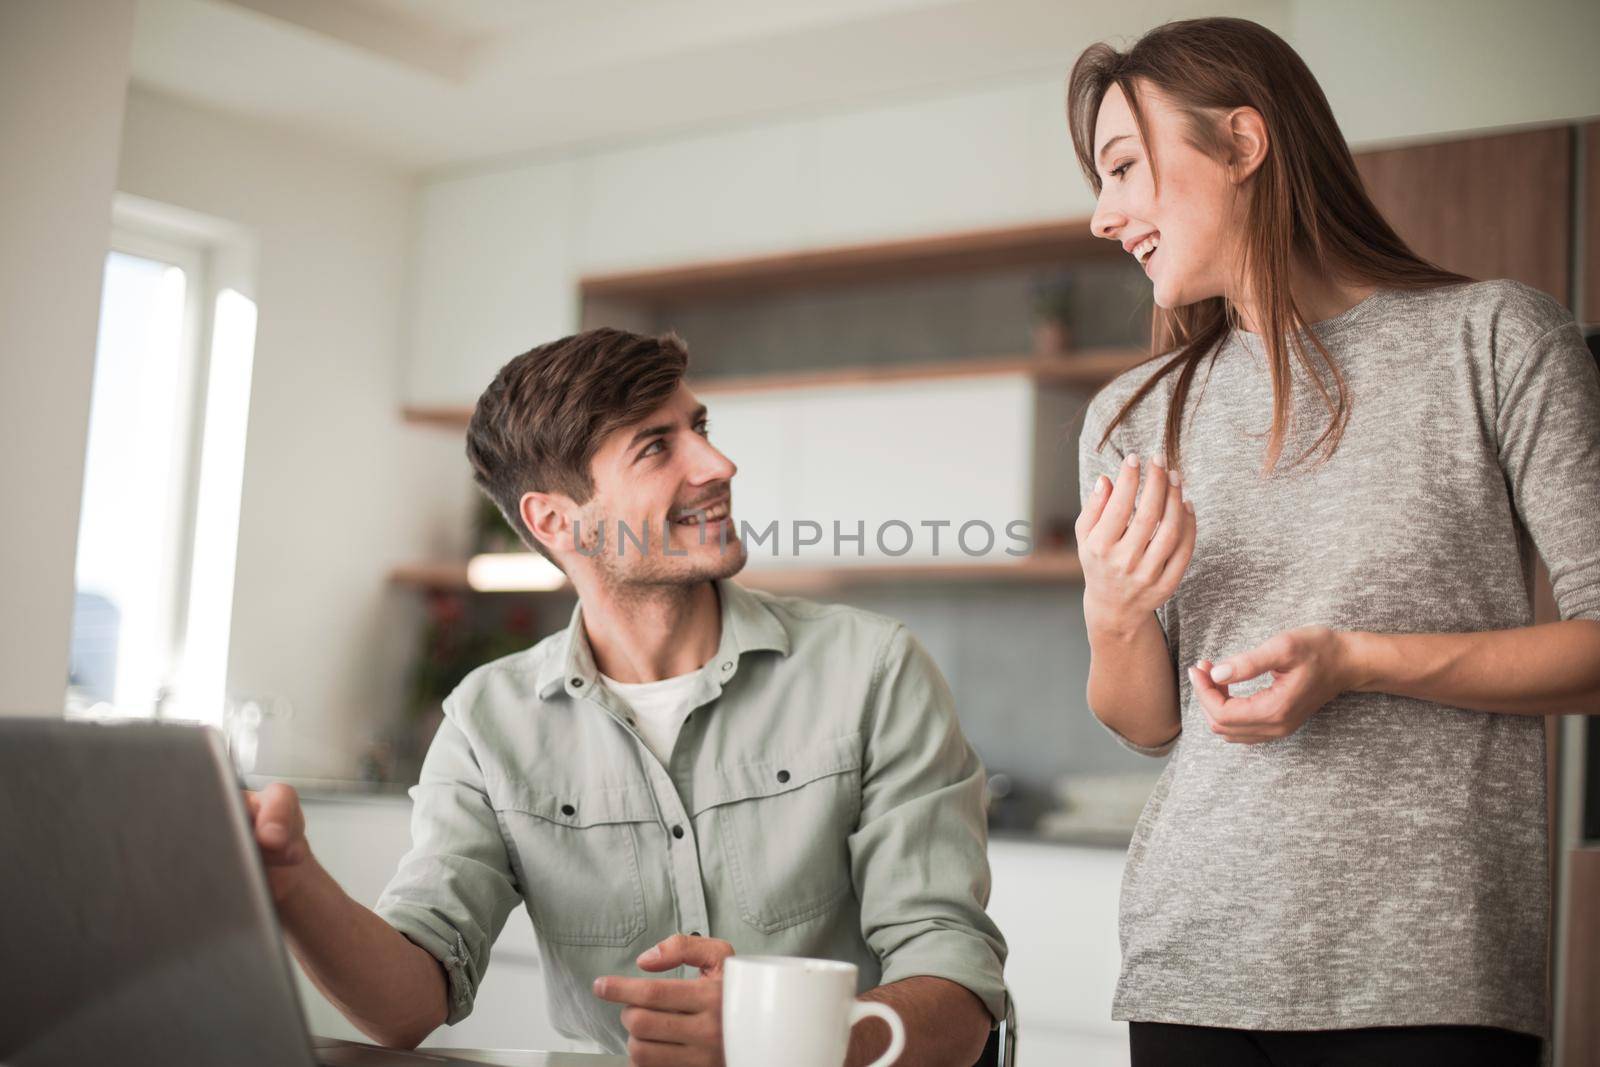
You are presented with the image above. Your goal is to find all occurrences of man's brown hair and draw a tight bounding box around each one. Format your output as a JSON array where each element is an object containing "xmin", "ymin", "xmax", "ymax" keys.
[{"xmin": 465, "ymin": 327, "xmax": 690, "ymax": 564}]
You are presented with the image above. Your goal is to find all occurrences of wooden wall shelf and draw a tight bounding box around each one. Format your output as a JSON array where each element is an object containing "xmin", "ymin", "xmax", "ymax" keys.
[
  {"xmin": 579, "ymin": 218, "xmax": 1119, "ymax": 304},
  {"xmin": 390, "ymin": 552, "xmax": 1083, "ymax": 596},
  {"xmin": 402, "ymin": 347, "xmax": 1151, "ymax": 430}
]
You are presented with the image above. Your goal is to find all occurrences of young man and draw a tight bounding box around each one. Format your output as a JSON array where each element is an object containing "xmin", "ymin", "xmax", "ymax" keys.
[{"xmin": 245, "ymin": 327, "xmax": 1007, "ymax": 1065}]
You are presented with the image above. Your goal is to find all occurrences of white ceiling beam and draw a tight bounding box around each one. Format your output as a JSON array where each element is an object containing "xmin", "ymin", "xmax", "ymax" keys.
[{"xmin": 222, "ymin": 0, "xmax": 476, "ymax": 82}]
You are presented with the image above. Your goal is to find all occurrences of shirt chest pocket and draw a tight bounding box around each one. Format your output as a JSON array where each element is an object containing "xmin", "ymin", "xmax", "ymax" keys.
[
  {"xmin": 698, "ymin": 734, "xmax": 863, "ymax": 935},
  {"xmin": 487, "ymin": 779, "xmax": 653, "ymax": 948}
]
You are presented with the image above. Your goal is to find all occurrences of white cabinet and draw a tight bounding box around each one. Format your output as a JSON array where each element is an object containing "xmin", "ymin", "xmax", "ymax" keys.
[
  {"xmin": 576, "ymin": 122, "xmax": 814, "ymax": 274},
  {"xmin": 705, "ymin": 373, "xmax": 1079, "ymax": 567},
  {"xmin": 295, "ymin": 796, "xmax": 577, "ymax": 1052},
  {"xmin": 403, "ymin": 75, "xmax": 1103, "ymax": 408},
  {"xmin": 405, "ymin": 161, "xmax": 580, "ymax": 408},
  {"xmin": 806, "ymin": 82, "xmax": 1040, "ymax": 246},
  {"xmin": 988, "ymin": 838, "xmax": 1129, "ymax": 1058}
]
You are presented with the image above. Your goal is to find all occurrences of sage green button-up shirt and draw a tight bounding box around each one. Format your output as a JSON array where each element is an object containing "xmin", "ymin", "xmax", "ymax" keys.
[{"xmin": 373, "ymin": 579, "xmax": 1008, "ymax": 1053}]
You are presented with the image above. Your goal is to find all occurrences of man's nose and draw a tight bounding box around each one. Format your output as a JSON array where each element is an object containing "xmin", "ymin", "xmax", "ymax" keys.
[{"xmin": 688, "ymin": 435, "xmax": 736, "ymax": 484}]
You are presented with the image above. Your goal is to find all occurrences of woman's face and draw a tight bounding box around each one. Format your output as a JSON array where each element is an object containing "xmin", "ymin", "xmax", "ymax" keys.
[{"xmin": 1088, "ymin": 81, "xmax": 1250, "ymax": 309}]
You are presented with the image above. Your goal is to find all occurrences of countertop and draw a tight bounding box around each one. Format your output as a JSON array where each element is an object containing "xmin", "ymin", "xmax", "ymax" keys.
[{"xmin": 253, "ymin": 775, "xmax": 1134, "ymax": 849}]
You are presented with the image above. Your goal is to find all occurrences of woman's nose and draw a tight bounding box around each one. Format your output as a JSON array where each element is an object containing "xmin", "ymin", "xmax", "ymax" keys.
[{"xmin": 1090, "ymin": 203, "xmax": 1124, "ymax": 241}]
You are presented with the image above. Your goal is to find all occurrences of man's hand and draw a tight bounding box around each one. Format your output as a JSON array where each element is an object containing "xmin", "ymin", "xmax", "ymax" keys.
[
  {"xmin": 594, "ymin": 933, "xmax": 735, "ymax": 1067},
  {"xmin": 242, "ymin": 782, "xmax": 315, "ymax": 906},
  {"xmin": 1190, "ymin": 624, "xmax": 1358, "ymax": 743}
]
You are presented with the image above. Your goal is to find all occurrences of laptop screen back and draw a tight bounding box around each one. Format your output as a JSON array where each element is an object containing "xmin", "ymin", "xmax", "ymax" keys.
[{"xmin": 0, "ymin": 718, "xmax": 316, "ymax": 1067}]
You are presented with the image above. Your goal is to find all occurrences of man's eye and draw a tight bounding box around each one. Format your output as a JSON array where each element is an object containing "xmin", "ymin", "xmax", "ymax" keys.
[
  {"xmin": 641, "ymin": 440, "xmax": 664, "ymax": 458},
  {"xmin": 695, "ymin": 420, "xmax": 711, "ymax": 436},
  {"xmin": 1111, "ymin": 161, "xmax": 1132, "ymax": 180}
]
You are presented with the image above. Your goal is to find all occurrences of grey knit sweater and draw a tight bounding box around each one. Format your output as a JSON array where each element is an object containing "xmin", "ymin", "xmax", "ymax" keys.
[{"xmin": 1077, "ymin": 279, "xmax": 1600, "ymax": 1037}]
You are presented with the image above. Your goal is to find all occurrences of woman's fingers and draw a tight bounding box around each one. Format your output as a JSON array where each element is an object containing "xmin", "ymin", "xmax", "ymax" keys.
[
  {"xmin": 1074, "ymin": 473, "xmax": 1112, "ymax": 544},
  {"xmin": 1135, "ymin": 470, "xmax": 1187, "ymax": 581},
  {"xmin": 1086, "ymin": 451, "xmax": 1144, "ymax": 549},
  {"xmin": 1116, "ymin": 454, "xmax": 1170, "ymax": 556},
  {"xmin": 1156, "ymin": 492, "xmax": 1197, "ymax": 592}
]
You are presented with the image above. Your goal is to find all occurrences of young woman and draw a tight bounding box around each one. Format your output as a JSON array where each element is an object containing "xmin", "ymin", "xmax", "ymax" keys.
[{"xmin": 1066, "ymin": 17, "xmax": 1600, "ymax": 1067}]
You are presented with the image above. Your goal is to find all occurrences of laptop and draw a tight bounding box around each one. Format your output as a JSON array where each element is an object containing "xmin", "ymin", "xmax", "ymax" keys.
[{"xmin": 0, "ymin": 716, "xmax": 594, "ymax": 1067}]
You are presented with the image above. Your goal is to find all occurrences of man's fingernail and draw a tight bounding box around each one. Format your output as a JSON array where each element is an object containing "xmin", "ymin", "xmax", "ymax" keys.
[
  {"xmin": 639, "ymin": 946, "xmax": 660, "ymax": 964},
  {"xmin": 592, "ymin": 978, "xmax": 605, "ymax": 995},
  {"xmin": 1210, "ymin": 664, "xmax": 1234, "ymax": 682}
]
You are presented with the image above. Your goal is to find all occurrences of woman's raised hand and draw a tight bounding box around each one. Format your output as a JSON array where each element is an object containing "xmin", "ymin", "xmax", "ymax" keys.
[{"xmin": 1075, "ymin": 451, "xmax": 1195, "ymax": 633}]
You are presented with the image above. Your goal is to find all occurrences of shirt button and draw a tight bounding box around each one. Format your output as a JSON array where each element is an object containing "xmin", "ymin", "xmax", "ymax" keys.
[
  {"xmin": 776, "ymin": 770, "xmax": 790, "ymax": 784},
  {"xmin": 561, "ymin": 803, "xmax": 576, "ymax": 816},
  {"xmin": 672, "ymin": 824, "xmax": 685, "ymax": 839},
  {"xmin": 571, "ymin": 678, "xmax": 584, "ymax": 688},
  {"xmin": 721, "ymin": 661, "xmax": 733, "ymax": 672},
  {"xmin": 690, "ymin": 931, "xmax": 702, "ymax": 937}
]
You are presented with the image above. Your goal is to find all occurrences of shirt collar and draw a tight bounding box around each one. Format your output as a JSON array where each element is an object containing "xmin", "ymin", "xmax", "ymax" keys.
[{"xmin": 536, "ymin": 578, "xmax": 790, "ymax": 700}]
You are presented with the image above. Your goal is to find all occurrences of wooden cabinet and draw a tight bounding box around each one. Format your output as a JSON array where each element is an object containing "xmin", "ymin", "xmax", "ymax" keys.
[
  {"xmin": 1585, "ymin": 120, "xmax": 1600, "ymax": 325},
  {"xmin": 1353, "ymin": 125, "xmax": 1573, "ymax": 304},
  {"xmin": 1565, "ymin": 848, "xmax": 1600, "ymax": 1067}
]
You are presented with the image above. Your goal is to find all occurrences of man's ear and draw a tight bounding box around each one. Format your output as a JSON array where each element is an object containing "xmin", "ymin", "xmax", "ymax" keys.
[{"xmin": 520, "ymin": 490, "xmax": 580, "ymax": 558}]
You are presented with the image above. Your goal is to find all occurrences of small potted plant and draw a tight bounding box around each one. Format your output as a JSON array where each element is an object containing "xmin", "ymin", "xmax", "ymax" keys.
[
  {"xmin": 1031, "ymin": 271, "xmax": 1077, "ymax": 358},
  {"xmin": 472, "ymin": 494, "xmax": 522, "ymax": 555},
  {"xmin": 401, "ymin": 592, "xmax": 539, "ymax": 778}
]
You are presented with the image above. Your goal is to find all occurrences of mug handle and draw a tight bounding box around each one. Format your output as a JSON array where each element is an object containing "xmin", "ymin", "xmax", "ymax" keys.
[{"xmin": 847, "ymin": 1001, "xmax": 907, "ymax": 1067}]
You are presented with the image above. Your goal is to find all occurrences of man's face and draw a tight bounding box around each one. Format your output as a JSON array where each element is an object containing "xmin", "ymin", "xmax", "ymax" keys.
[{"xmin": 575, "ymin": 383, "xmax": 746, "ymax": 589}]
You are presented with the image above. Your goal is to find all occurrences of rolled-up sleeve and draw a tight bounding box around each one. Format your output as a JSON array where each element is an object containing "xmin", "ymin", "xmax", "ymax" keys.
[
  {"xmin": 373, "ymin": 704, "xmax": 523, "ymax": 1025},
  {"xmin": 847, "ymin": 623, "xmax": 1008, "ymax": 1023}
]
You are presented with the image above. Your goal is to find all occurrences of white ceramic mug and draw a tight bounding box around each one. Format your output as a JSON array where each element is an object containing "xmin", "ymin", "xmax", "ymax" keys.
[{"xmin": 722, "ymin": 956, "xmax": 906, "ymax": 1067}]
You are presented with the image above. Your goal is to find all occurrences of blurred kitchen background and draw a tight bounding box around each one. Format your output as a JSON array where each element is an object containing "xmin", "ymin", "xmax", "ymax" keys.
[{"xmin": 5, "ymin": 0, "xmax": 1600, "ymax": 1063}]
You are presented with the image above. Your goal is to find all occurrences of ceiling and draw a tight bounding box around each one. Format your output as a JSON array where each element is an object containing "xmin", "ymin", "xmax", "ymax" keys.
[{"xmin": 130, "ymin": 0, "xmax": 1284, "ymax": 174}]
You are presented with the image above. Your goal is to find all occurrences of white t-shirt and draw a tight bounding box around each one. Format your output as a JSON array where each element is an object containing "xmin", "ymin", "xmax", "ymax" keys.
[{"xmin": 597, "ymin": 669, "xmax": 699, "ymax": 766}]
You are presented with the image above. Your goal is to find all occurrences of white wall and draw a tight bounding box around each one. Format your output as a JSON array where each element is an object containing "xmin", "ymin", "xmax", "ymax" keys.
[
  {"xmin": 115, "ymin": 87, "xmax": 473, "ymax": 777},
  {"xmin": 0, "ymin": 0, "xmax": 137, "ymax": 717},
  {"xmin": 404, "ymin": 0, "xmax": 1600, "ymax": 408},
  {"xmin": 1288, "ymin": 0, "xmax": 1600, "ymax": 150}
]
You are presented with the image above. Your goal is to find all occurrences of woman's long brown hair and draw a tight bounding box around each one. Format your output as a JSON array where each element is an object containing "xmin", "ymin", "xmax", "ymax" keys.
[{"xmin": 1067, "ymin": 16, "xmax": 1473, "ymax": 475}]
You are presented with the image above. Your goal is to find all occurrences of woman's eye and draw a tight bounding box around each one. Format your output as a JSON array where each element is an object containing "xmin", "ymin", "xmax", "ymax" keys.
[{"xmin": 1111, "ymin": 161, "xmax": 1132, "ymax": 180}]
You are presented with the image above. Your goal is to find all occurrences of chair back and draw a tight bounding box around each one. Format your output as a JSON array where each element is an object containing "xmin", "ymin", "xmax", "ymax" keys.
[{"xmin": 972, "ymin": 991, "xmax": 1017, "ymax": 1067}]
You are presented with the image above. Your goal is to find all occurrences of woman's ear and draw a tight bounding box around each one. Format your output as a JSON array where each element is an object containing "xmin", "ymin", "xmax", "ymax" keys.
[{"xmin": 1224, "ymin": 105, "xmax": 1269, "ymax": 184}]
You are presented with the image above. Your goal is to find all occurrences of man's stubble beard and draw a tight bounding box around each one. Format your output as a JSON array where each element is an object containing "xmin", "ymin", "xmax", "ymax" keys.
[{"xmin": 587, "ymin": 515, "xmax": 749, "ymax": 594}]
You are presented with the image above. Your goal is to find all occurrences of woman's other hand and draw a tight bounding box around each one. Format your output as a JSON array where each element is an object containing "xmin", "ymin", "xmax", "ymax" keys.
[
  {"xmin": 1189, "ymin": 626, "xmax": 1360, "ymax": 743},
  {"xmin": 1076, "ymin": 451, "xmax": 1195, "ymax": 635}
]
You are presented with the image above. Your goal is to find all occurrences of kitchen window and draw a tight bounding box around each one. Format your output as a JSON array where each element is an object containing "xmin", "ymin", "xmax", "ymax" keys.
[{"xmin": 66, "ymin": 196, "xmax": 257, "ymax": 729}]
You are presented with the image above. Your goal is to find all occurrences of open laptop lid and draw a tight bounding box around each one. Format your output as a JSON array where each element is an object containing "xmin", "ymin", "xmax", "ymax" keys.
[{"xmin": 0, "ymin": 717, "xmax": 318, "ymax": 1067}]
